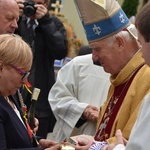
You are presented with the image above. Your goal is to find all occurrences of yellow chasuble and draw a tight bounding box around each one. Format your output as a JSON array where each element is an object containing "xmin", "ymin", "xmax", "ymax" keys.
[{"xmin": 95, "ymin": 50, "xmax": 150, "ymax": 144}]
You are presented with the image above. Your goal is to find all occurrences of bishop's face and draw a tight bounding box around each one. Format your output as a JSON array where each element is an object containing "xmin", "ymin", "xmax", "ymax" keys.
[{"xmin": 90, "ymin": 35, "xmax": 127, "ymax": 76}]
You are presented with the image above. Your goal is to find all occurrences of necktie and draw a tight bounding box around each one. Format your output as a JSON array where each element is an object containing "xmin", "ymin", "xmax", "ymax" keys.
[{"xmin": 28, "ymin": 20, "xmax": 35, "ymax": 47}]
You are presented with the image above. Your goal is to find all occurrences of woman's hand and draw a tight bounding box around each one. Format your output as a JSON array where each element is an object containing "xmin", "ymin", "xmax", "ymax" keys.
[{"xmin": 39, "ymin": 139, "xmax": 62, "ymax": 150}]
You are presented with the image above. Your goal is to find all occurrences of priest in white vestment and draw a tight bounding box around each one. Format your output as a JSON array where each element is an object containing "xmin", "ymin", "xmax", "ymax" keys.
[{"xmin": 48, "ymin": 54, "xmax": 110, "ymax": 143}]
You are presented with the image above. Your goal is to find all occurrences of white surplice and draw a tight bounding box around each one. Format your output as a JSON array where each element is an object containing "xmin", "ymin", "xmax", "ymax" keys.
[{"xmin": 48, "ymin": 54, "xmax": 110, "ymax": 143}]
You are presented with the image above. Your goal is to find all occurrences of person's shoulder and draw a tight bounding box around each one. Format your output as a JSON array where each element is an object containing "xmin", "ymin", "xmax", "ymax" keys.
[
  {"xmin": 50, "ymin": 15, "xmax": 64, "ymax": 28},
  {"xmin": 73, "ymin": 54, "xmax": 93, "ymax": 64},
  {"xmin": 61, "ymin": 54, "xmax": 92, "ymax": 70},
  {"xmin": 51, "ymin": 15, "xmax": 62, "ymax": 23}
]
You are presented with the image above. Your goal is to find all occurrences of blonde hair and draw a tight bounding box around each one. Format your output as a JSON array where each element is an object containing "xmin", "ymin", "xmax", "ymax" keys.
[{"xmin": 0, "ymin": 34, "xmax": 33, "ymax": 71}]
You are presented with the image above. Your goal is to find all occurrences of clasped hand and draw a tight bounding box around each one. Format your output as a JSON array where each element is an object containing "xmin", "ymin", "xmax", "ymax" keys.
[{"xmin": 82, "ymin": 105, "xmax": 99, "ymax": 122}]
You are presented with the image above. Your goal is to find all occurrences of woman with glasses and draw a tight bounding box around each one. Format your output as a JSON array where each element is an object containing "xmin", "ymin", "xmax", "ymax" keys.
[{"xmin": 0, "ymin": 34, "xmax": 61, "ymax": 150}]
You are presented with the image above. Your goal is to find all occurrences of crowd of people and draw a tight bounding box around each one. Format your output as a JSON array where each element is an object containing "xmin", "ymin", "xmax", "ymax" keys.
[
  {"xmin": 0, "ymin": 0, "xmax": 150, "ymax": 149},
  {"xmin": 15, "ymin": 0, "xmax": 68, "ymax": 139}
]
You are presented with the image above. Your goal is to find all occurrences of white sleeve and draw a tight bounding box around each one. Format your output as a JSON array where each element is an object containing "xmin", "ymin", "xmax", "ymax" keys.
[
  {"xmin": 113, "ymin": 144, "xmax": 125, "ymax": 150},
  {"xmin": 125, "ymin": 93, "xmax": 150, "ymax": 150},
  {"xmin": 48, "ymin": 58, "xmax": 88, "ymax": 142}
]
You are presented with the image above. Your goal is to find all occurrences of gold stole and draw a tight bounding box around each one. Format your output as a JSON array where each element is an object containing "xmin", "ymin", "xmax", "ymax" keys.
[{"xmin": 94, "ymin": 64, "xmax": 144, "ymax": 141}]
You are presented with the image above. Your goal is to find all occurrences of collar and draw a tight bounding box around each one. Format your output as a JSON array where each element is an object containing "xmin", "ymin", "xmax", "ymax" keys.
[
  {"xmin": 27, "ymin": 18, "xmax": 38, "ymax": 26},
  {"xmin": 110, "ymin": 50, "xmax": 145, "ymax": 86}
]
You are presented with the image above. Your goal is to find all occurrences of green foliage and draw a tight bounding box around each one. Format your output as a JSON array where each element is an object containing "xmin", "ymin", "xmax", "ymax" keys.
[{"xmin": 122, "ymin": 0, "xmax": 140, "ymax": 18}]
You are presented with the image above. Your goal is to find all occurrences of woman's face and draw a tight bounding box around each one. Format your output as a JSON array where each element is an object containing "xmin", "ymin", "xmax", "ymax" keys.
[
  {"xmin": 137, "ymin": 30, "xmax": 150, "ymax": 66},
  {"xmin": 0, "ymin": 64, "xmax": 28, "ymax": 96}
]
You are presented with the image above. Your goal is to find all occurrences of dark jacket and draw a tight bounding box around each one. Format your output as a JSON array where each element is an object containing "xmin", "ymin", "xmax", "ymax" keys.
[
  {"xmin": 0, "ymin": 96, "xmax": 43, "ymax": 150},
  {"xmin": 15, "ymin": 13, "xmax": 68, "ymax": 132}
]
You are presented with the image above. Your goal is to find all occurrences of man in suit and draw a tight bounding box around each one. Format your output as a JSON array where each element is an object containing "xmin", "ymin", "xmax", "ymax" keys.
[{"xmin": 16, "ymin": 0, "xmax": 68, "ymax": 138}]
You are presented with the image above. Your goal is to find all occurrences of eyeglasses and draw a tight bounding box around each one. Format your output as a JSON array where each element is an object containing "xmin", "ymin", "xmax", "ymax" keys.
[{"xmin": 9, "ymin": 64, "xmax": 30, "ymax": 81}]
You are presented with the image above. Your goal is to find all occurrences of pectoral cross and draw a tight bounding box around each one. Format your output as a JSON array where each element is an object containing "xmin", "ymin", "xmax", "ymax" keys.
[
  {"xmin": 51, "ymin": 0, "xmax": 63, "ymax": 15},
  {"xmin": 97, "ymin": 117, "xmax": 109, "ymax": 138}
]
